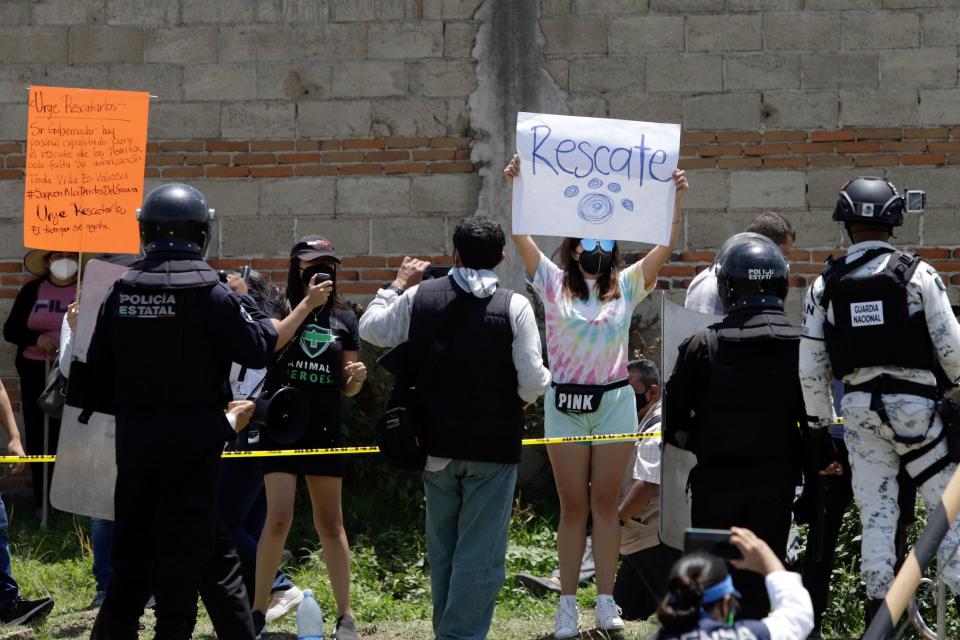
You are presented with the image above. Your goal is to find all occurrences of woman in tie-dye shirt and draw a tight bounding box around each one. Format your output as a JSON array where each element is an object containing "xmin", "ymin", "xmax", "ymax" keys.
[{"xmin": 504, "ymin": 154, "xmax": 688, "ymax": 638}]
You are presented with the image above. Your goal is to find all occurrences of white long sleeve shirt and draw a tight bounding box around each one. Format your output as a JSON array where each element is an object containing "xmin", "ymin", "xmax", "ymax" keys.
[
  {"xmin": 760, "ymin": 571, "xmax": 815, "ymax": 640},
  {"xmin": 684, "ymin": 264, "xmax": 724, "ymax": 316},
  {"xmin": 58, "ymin": 315, "xmax": 73, "ymax": 376}
]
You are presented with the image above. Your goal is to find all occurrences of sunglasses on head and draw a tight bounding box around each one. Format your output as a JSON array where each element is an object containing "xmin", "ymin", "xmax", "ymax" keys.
[{"xmin": 580, "ymin": 239, "xmax": 615, "ymax": 252}]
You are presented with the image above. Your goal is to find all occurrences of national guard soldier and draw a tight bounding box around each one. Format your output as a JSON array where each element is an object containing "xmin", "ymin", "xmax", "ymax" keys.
[
  {"xmin": 799, "ymin": 176, "xmax": 960, "ymax": 621},
  {"xmin": 86, "ymin": 184, "xmax": 278, "ymax": 639},
  {"xmin": 666, "ymin": 234, "xmax": 806, "ymax": 619}
]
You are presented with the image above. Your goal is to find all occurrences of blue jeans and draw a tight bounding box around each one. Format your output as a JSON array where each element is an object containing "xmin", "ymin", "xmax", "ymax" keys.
[
  {"xmin": 424, "ymin": 460, "xmax": 516, "ymax": 640},
  {"xmin": 91, "ymin": 517, "xmax": 114, "ymax": 593},
  {"xmin": 0, "ymin": 497, "xmax": 18, "ymax": 612},
  {"xmin": 217, "ymin": 459, "xmax": 293, "ymax": 603}
]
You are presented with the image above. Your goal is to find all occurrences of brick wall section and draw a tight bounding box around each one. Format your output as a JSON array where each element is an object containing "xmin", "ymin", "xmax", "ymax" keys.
[
  {"xmin": 5, "ymin": 128, "xmax": 960, "ymax": 178},
  {"xmin": 0, "ymin": 136, "xmax": 475, "ymax": 179},
  {"xmin": 5, "ymin": 245, "xmax": 960, "ymax": 302},
  {"xmin": 678, "ymin": 128, "xmax": 960, "ymax": 170}
]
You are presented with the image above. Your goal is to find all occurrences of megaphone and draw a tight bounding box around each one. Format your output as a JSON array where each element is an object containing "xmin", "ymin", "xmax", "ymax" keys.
[{"xmin": 252, "ymin": 387, "xmax": 310, "ymax": 445}]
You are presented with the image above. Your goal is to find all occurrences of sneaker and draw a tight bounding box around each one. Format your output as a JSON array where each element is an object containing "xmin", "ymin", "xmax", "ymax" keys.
[
  {"xmin": 335, "ymin": 613, "xmax": 359, "ymax": 640},
  {"xmin": 88, "ymin": 590, "xmax": 107, "ymax": 609},
  {"xmin": 252, "ymin": 610, "xmax": 265, "ymax": 640},
  {"xmin": 265, "ymin": 585, "xmax": 303, "ymax": 623},
  {"xmin": 515, "ymin": 573, "xmax": 561, "ymax": 597},
  {"xmin": 554, "ymin": 600, "xmax": 580, "ymax": 639},
  {"xmin": 0, "ymin": 595, "xmax": 54, "ymax": 625},
  {"xmin": 595, "ymin": 595, "xmax": 625, "ymax": 632}
]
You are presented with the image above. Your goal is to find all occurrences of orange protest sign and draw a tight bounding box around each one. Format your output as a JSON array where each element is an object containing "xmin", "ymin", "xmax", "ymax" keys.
[{"xmin": 23, "ymin": 86, "xmax": 149, "ymax": 253}]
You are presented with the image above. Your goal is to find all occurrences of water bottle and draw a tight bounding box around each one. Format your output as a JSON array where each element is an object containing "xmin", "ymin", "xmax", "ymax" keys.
[{"xmin": 296, "ymin": 589, "xmax": 324, "ymax": 640}]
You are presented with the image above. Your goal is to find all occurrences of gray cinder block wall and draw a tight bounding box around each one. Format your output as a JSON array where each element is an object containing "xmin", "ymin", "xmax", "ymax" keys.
[{"xmin": 1, "ymin": 0, "xmax": 959, "ymax": 389}]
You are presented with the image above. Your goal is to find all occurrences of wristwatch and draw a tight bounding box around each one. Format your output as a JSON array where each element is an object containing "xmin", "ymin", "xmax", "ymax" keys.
[{"xmin": 386, "ymin": 283, "xmax": 404, "ymax": 296}]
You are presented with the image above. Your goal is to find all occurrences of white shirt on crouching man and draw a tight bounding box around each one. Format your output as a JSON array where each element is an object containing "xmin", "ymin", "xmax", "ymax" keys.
[{"xmin": 358, "ymin": 263, "xmax": 551, "ymax": 470}]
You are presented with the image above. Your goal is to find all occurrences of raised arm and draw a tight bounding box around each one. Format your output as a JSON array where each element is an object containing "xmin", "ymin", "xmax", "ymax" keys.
[
  {"xmin": 504, "ymin": 153, "xmax": 541, "ymax": 280},
  {"xmin": 272, "ymin": 276, "xmax": 332, "ymax": 350},
  {"xmin": 639, "ymin": 169, "xmax": 688, "ymax": 288}
]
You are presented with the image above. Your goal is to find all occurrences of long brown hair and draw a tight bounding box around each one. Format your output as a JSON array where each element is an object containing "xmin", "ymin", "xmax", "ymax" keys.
[{"xmin": 552, "ymin": 237, "xmax": 623, "ymax": 303}]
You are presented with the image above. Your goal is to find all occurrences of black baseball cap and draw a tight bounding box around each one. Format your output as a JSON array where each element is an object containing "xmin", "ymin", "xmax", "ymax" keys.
[{"xmin": 292, "ymin": 235, "xmax": 340, "ymax": 263}]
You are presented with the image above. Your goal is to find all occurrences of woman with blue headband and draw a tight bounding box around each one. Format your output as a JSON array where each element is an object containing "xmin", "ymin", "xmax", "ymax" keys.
[{"xmin": 655, "ymin": 528, "xmax": 813, "ymax": 640}]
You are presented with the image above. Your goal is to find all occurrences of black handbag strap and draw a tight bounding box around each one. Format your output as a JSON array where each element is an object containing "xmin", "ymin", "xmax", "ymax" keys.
[{"xmin": 245, "ymin": 318, "xmax": 311, "ymax": 401}]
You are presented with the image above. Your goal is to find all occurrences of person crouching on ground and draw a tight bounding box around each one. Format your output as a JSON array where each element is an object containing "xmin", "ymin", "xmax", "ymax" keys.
[{"xmin": 654, "ymin": 528, "xmax": 813, "ymax": 640}]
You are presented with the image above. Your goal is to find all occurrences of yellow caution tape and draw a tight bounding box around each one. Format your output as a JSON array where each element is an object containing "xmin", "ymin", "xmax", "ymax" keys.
[{"xmin": 0, "ymin": 431, "xmax": 663, "ymax": 463}]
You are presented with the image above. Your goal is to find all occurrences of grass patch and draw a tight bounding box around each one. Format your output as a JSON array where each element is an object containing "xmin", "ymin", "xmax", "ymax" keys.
[{"xmin": 0, "ymin": 490, "xmax": 658, "ymax": 639}]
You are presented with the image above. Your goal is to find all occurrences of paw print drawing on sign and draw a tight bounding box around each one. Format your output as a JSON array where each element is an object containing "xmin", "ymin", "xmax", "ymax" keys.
[{"xmin": 564, "ymin": 178, "xmax": 634, "ymax": 225}]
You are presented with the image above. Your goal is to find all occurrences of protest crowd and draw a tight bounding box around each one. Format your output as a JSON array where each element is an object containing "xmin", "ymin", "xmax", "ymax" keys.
[{"xmin": 1, "ymin": 130, "xmax": 959, "ymax": 640}]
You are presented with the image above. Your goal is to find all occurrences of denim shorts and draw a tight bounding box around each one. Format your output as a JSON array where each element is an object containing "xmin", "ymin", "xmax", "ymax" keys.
[{"xmin": 544, "ymin": 385, "xmax": 637, "ymax": 445}]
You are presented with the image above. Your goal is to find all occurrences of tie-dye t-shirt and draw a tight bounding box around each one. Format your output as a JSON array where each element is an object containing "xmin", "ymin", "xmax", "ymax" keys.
[{"xmin": 529, "ymin": 251, "xmax": 649, "ymax": 385}]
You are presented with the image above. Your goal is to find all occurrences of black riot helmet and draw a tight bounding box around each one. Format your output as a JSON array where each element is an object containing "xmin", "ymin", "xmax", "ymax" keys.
[
  {"xmin": 833, "ymin": 176, "xmax": 904, "ymax": 228},
  {"xmin": 714, "ymin": 232, "xmax": 772, "ymax": 268},
  {"xmin": 137, "ymin": 183, "xmax": 214, "ymax": 255},
  {"xmin": 716, "ymin": 234, "xmax": 789, "ymax": 314}
]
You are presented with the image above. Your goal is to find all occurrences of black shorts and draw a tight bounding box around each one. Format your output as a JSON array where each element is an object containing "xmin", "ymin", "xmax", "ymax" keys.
[{"xmin": 258, "ymin": 421, "xmax": 346, "ymax": 478}]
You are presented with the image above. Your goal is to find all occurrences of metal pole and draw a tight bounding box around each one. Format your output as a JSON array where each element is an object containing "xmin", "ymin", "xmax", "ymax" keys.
[
  {"xmin": 41, "ymin": 357, "xmax": 49, "ymax": 530},
  {"xmin": 936, "ymin": 578, "xmax": 945, "ymax": 640},
  {"xmin": 863, "ymin": 463, "xmax": 960, "ymax": 640}
]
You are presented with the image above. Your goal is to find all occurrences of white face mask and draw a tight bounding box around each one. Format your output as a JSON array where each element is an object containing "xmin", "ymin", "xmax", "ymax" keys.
[{"xmin": 49, "ymin": 258, "xmax": 78, "ymax": 280}]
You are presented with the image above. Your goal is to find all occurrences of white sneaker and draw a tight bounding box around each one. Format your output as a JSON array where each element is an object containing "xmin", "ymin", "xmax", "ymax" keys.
[
  {"xmin": 595, "ymin": 595, "xmax": 625, "ymax": 631},
  {"xmin": 265, "ymin": 585, "xmax": 304, "ymax": 623},
  {"xmin": 554, "ymin": 599, "xmax": 581, "ymax": 639}
]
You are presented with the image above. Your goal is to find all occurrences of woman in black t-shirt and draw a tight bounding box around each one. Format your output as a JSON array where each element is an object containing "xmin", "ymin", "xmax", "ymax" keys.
[{"xmin": 252, "ymin": 236, "xmax": 366, "ymax": 639}]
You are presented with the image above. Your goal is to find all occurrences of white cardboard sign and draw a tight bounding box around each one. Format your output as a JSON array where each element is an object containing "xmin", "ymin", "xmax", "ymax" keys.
[
  {"xmin": 51, "ymin": 259, "xmax": 129, "ymax": 520},
  {"xmin": 659, "ymin": 294, "xmax": 723, "ymax": 550},
  {"xmin": 511, "ymin": 112, "xmax": 681, "ymax": 244}
]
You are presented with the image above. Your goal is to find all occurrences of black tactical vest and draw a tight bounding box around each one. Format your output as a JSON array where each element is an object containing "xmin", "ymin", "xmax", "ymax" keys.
[
  {"xmin": 691, "ymin": 310, "xmax": 803, "ymax": 463},
  {"xmin": 408, "ymin": 275, "xmax": 524, "ymax": 463},
  {"xmin": 820, "ymin": 248, "xmax": 941, "ymax": 379},
  {"xmin": 106, "ymin": 257, "xmax": 230, "ymax": 408}
]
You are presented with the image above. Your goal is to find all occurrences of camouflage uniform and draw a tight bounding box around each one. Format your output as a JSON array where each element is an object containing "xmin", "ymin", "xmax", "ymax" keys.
[{"xmin": 800, "ymin": 240, "xmax": 960, "ymax": 598}]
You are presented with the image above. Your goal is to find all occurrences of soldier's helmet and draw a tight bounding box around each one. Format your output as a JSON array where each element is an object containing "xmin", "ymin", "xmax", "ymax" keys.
[
  {"xmin": 833, "ymin": 176, "xmax": 904, "ymax": 228},
  {"xmin": 137, "ymin": 183, "xmax": 214, "ymax": 255},
  {"xmin": 716, "ymin": 234, "xmax": 789, "ymax": 314}
]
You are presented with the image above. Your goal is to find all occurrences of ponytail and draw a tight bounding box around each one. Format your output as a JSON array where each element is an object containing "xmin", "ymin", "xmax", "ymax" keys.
[{"xmin": 656, "ymin": 552, "xmax": 730, "ymax": 634}]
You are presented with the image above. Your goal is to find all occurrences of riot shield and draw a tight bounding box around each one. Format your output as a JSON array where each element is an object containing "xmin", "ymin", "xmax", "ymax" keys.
[
  {"xmin": 50, "ymin": 259, "xmax": 129, "ymax": 520},
  {"xmin": 659, "ymin": 294, "xmax": 722, "ymax": 550}
]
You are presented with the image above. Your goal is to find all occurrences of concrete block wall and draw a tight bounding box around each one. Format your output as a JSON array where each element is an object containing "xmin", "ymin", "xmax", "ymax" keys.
[{"xmin": 1, "ymin": 0, "xmax": 960, "ymax": 431}]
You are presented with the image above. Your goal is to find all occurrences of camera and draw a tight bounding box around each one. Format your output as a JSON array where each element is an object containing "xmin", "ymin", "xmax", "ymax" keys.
[
  {"xmin": 217, "ymin": 265, "xmax": 252, "ymax": 284},
  {"xmin": 905, "ymin": 190, "xmax": 926, "ymax": 214},
  {"xmin": 684, "ymin": 528, "xmax": 743, "ymax": 560}
]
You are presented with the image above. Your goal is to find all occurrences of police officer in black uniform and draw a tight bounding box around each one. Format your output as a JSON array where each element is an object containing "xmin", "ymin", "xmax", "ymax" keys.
[
  {"xmin": 665, "ymin": 233, "xmax": 806, "ymax": 619},
  {"xmin": 86, "ymin": 184, "xmax": 278, "ymax": 639}
]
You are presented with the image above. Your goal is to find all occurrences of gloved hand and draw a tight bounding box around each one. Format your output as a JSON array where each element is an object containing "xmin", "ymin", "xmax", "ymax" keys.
[{"xmin": 809, "ymin": 427, "xmax": 840, "ymax": 476}]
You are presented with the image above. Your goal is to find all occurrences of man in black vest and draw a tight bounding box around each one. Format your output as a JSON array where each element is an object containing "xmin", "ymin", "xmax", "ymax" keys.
[
  {"xmin": 665, "ymin": 234, "xmax": 806, "ymax": 619},
  {"xmin": 359, "ymin": 215, "xmax": 550, "ymax": 640},
  {"xmin": 85, "ymin": 184, "xmax": 277, "ymax": 639}
]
